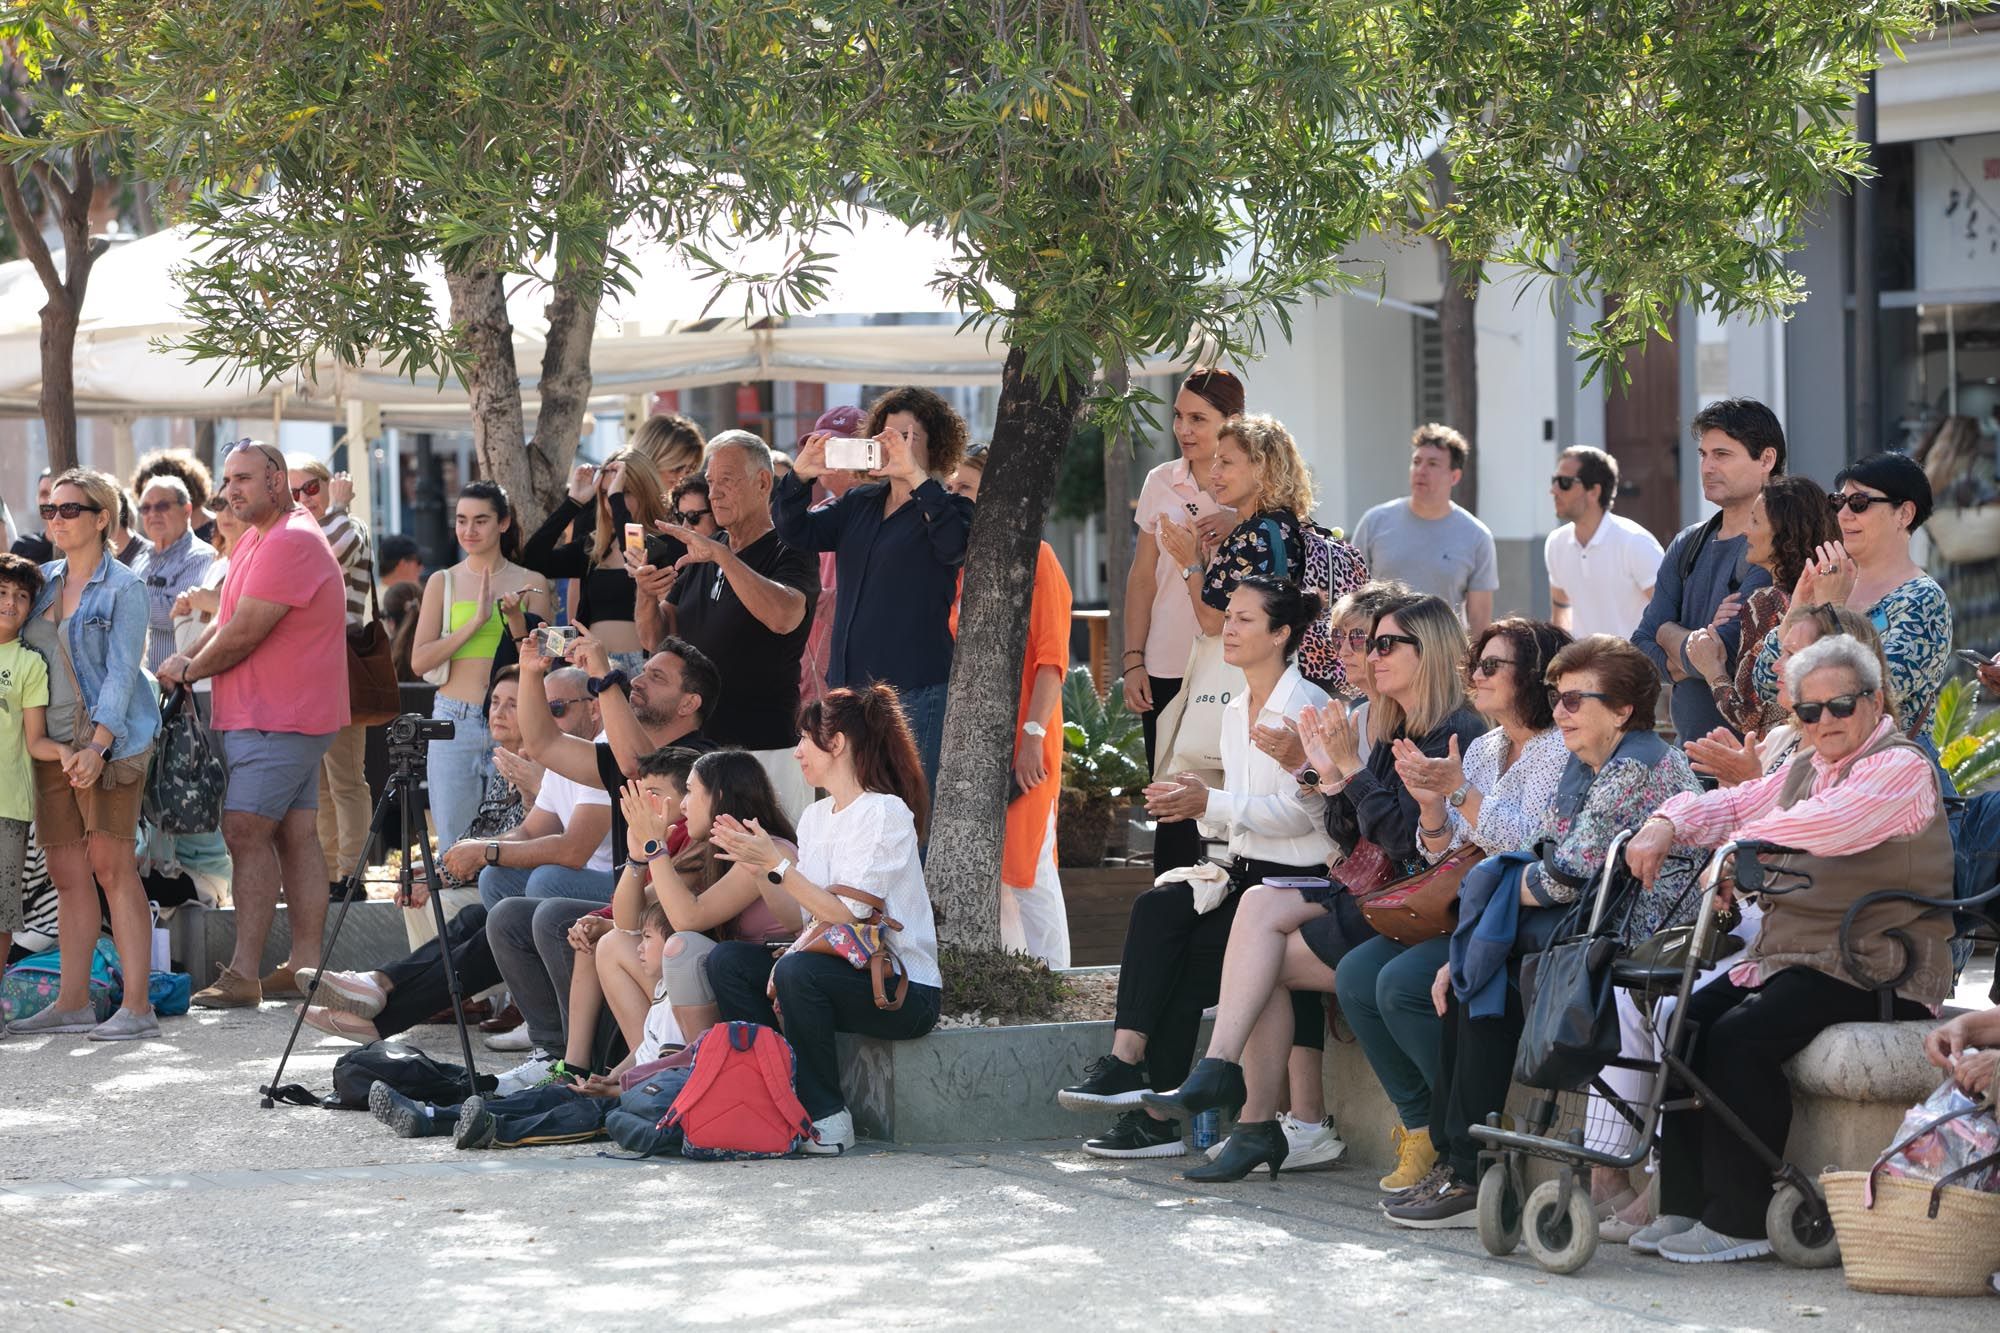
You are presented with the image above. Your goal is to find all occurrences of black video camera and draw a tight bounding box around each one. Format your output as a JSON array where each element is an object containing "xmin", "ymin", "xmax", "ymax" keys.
[{"xmin": 385, "ymin": 712, "xmax": 454, "ymax": 748}]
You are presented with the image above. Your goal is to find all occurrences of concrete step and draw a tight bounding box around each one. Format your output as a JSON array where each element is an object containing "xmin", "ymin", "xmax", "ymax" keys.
[{"xmin": 169, "ymin": 900, "xmax": 417, "ymax": 988}]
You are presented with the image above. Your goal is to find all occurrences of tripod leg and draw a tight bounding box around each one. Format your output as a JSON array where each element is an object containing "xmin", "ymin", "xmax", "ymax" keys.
[
  {"xmin": 410, "ymin": 782, "xmax": 481, "ymax": 1099},
  {"xmin": 259, "ymin": 773, "xmax": 403, "ymax": 1108}
]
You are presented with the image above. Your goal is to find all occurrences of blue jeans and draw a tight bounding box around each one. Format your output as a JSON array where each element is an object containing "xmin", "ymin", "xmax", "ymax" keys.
[
  {"xmin": 431, "ymin": 1083, "xmax": 610, "ymax": 1148},
  {"xmin": 1335, "ymin": 933, "xmax": 1451, "ymax": 1131},
  {"xmin": 427, "ymin": 695, "xmax": 493, "ymax": 852},
  {"xmin": 478, "ymin": 863, "xmax": 618, "ymax": 910},
  {"xmin": 897, "ymin": 680, "xmax": 948, "ymax": 804}
]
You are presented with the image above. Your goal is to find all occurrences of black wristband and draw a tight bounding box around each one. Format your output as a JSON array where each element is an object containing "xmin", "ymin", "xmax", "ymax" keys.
[{"xmin": 588, "ymin": 669, "xmax": 629, "ymax": 698}]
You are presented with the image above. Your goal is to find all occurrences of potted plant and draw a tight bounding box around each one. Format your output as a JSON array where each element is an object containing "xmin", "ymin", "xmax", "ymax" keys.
[{"xmin": 1057, "ymin": 666, "xmax": 1148, "ymax": 867}]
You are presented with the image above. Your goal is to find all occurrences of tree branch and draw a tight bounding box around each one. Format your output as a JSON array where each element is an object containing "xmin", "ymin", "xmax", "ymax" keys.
[{"xmin": 0, "ymin": 160, "xmax": 65, "ymax": 297}]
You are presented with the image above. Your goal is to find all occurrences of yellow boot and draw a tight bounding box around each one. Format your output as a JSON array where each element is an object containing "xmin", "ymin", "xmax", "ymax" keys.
[{"xmin": 1378, "ymin": 1124, "xmax": 1438, "ymax": 1192}]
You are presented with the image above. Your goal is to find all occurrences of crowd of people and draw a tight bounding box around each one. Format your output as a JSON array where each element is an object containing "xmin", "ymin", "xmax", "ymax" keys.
[{"xmin": 1, "ymin": 379, "xmax": 1994, "ymax": 1262}]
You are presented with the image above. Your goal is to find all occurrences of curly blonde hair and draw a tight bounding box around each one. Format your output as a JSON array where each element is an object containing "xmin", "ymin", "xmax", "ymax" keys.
[{"xmin": 1219, "ymin": 413, "xmax": 1315, "ymax": 519}]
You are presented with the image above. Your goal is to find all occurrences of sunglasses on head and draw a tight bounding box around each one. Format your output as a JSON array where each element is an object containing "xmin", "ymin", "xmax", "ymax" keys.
[
  {"xmin": 1793, "ymin": 690, "xmax": 1871, "ymax": 724},
  {"xmin": 1550, "ymin": 475, "xmax": 1582, "ymax": 491},
  {"xmin": 1547, "ymin": 687, "xmax": 1613, "ymax": 714},
  {"xmin": 291, "ymin": 479, "xmax": 323, "ymax": 500},
  {"xmin": 1471, "ymin": 655, "xmax": 1515, "ymax": 678},
  {"xmin": 1828, "ymin": 492, "xmax": 1896, "ymax": 515},
  {"xmin": 40, "ymin": 501, "xmax": 104, "ymax": 521},
  {"xmin": 1369, "ymin": 633, "xmax": 1420, "ymax": 657}
]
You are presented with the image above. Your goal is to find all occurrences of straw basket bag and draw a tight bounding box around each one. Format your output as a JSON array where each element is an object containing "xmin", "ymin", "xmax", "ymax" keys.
[
  {"xmin": 1927, "ymin": 504, "xmax": 2000, "ymax": 565},
  {"xmin": 1823, "ymin": 1146, "xmax": 2000, "ymax": 1296}
]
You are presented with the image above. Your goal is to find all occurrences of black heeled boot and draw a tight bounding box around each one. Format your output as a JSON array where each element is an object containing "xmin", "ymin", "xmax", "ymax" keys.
[
  {"xmin": 1184, "ymin": 1119, "xmax": 1288, "ymax": 1183},
  {"xmin": 1139, "ymin": 1057, "xmax": 1247, "ymax": 1119}
]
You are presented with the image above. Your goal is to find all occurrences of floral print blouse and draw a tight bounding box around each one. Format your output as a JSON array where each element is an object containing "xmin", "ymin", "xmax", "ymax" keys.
[
  {"xmin": 1709, "ymin": 585, "xmax": 1789, "ymax": 735},
  {"xmin": 1426, "ymin": 726, "xmax": 1570, "ymax": 863},
  {"xmin": 1751, "ymin": 574, "xmax": 1952, "ymax": 738},
  {"xmin": 1202, "ymin": 509, "xmax": 1305, "ymax": 610}
]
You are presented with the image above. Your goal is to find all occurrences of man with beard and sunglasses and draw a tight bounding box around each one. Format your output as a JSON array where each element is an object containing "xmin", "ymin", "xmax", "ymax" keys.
[{"xmin": 1545, "ymin": 446, "xmax": 1661, "ymax": 641}]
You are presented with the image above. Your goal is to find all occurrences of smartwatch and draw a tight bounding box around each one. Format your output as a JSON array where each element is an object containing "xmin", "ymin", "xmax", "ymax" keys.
[
  {"xmin": 632, "ymin": 839, "xmax": 666, "ymax": 864},
  {"xmin": 483, "ymin": 840, "xmax": 502, "ymax": 866},
  {"xmin": 766, "ymin": 856, "xmax": 792, "ymax": 886},
  {"xmin": 89, "ymin": 740, "xmax": 111, "ymax": 758},
  {"xmin": 588, "ymin": 669, "xmax": 630, "ymax": 698}
]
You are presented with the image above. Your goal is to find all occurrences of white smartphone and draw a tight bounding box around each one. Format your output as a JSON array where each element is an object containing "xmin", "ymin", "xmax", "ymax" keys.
[
  {"xmin": 536, "ymin": 624, "xmax": 578, "ymax": 659},
  {"xmin": 824, "ymin": 436, "xmax": 881, "ymax": 471}
]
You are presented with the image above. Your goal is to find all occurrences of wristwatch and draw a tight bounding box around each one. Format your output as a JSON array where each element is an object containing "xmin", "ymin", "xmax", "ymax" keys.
[
  {"xmin": 1296, "ymin": 766, "xmax": 1321, "ymax": 788},
  {"xmin": 89, "ymin": 740, "xmax": 110, "ymax": 759},
  {"xmin": 766, "ymin": 856, "xmax": 792, "ymax": 886},
  {"xmin": 1182, "ymin": 563, "xmax": 1203, "ymax": 581},
  {"xmin": 588, "ymin": 669, "xmax": 629, "ymax": 698},
  {"xmin": 484, "ymin": 840, "xmax": 502, "ymax": 866},
  {"xmin": 1447, "ymin": 785, "xmax": 1470, "ymax": 809},
  {"xmin": 633, "ymin": 839, "xmax": 666, "ymax": 864},
  {"xmin": 1021, "ymin": 721, "xmax": 1047, "ymax": 739}
]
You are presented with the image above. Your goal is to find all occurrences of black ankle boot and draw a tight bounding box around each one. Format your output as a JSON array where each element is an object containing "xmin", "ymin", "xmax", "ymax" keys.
[
  {"xmin": 1184, "ymin": 1119, "xmax": 1288, "ymax": 1183},
  {"xmin": 1140, "ymin": 1057, "xmax": 1246, "ymax": 1119}
]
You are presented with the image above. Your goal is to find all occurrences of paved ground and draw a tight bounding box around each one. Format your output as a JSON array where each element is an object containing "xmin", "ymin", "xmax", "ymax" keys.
[{"xmin": 2, "ymin": 1007, "xmax": 1994, "ymax": 1332}]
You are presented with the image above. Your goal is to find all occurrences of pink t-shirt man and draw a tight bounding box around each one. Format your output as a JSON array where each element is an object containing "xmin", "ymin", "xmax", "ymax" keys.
[{"xmin": 212, "ymin": 506, "xmax": 351, "ymax": 736}]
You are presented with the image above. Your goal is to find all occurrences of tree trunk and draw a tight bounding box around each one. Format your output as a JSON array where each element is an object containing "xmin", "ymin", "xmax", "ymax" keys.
[
  {"xmin": 1431, "ymin": 155, "xmax": 1480, "ymax": 512},
  {"xmin": 524, "ymin": 241, "xmax": 605, "ymax": 526},
  {"xmin": 37, "ymin": 294, "xmax": 80, "ymax": 473},
  {"xmin": 446, "ymin": 266, "xmax": 531, "ymax": 517},
  {"xmin": 1102, "ymin": 361, "xmax": 1133, "ymax": 679},
  {"xmin": 0, "ymin": 148, "xmax": 96, "ymax": 475},
  {"xmin": 928, "ymin": 346, "xmax": 1079, "ymax": 949}
]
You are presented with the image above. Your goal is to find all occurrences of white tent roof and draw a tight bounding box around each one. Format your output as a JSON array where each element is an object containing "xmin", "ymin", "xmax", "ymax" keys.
[{"xmin": 0, "ymin": 212, "xmax": 1181, "ymax": 423}]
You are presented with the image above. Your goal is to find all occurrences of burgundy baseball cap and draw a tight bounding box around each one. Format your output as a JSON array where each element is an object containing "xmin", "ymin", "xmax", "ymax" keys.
[{"xmin": 802, "ymin": 405, "xmax": 866, "ymax": 447}]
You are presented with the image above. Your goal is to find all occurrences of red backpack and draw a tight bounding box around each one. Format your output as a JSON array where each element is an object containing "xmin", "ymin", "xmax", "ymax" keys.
[{"xmin": 661, "ymin": 1021, "xmax": 816, "ymax": 1159}]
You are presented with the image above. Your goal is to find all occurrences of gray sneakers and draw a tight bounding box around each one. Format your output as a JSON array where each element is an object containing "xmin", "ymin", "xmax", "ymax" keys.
[
  {"xmin": 6, "ymin": 1004, "xmax": 98, "ymax": 1036},
  {"xmin": 88, "ymin": 1009, "xmax": 162, "ymax": 1043},
  {"xmin": 1628, "ymin": 1214, "xmax": 1700, "ymax": 1255},
  {"xmin": 1656, "ymin": 1221, "xmax": 1773, "ymax": 1264}
]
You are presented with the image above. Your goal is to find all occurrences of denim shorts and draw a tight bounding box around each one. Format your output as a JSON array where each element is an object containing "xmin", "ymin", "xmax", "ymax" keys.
[{"xmin": 219, "ymin": 729, "xmax": 337, "ymax": 821}]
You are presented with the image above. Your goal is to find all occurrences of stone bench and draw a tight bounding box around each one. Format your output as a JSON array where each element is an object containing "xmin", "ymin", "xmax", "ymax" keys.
[{"xmin": 169, "ymin": 900, "xmax": 417, "ymax": 988}]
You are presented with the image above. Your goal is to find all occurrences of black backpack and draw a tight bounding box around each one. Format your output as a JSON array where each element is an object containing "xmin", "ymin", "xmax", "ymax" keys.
[{"xmin": 329, "ymin": 1041, "xmax": 496, "ymax": 1108}]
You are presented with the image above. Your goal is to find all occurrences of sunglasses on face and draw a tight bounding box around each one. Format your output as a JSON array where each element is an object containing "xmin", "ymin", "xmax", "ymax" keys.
[
  {"xmin": 546, "ymin": 698, "xmax": 583, "ymax": 718},
  {"xmin": 1547, "ymin": 688, "xmax": 1613, "ymax": 714},
  {"xmin": 1472, "ymin": 656, "xmax": 1515, "ymax": 678},
  {"xmin": 137, "ymin": 500, "xmax": 184, "ymax": 516},
  {"xmin": 1369, "ymin": 633, "xmax": 1420, "ymax": 658},
  {"xmin": 1793, "ymin": 691, "xmax": 1870, "ymax": 724},
  {"xmin": 676, "ymin": 507, "xmax": 710, "ymax": 523},
  {"xmin": 40, "ymin": 502, "xmax": 104, "ymax": 521},
  {"xmin": 1828, "ymin": 492, "xmax": 1895, "ymax": 516},
  {"xmin": 292, "ymin": 479, "xmax": 323, "ymax": 500},
  {"xmin": 1550, "ymin": 475, "xmax": 1581, "ymax": 491},
  {"xmin": 1338, "ymin": 628, "xmax": 1372, "ymax": 649}
]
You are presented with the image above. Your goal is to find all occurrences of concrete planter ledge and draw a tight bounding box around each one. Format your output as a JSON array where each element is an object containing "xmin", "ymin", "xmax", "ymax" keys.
[{"xmin": 169, "ymin": 901, "xmax": 416, "ymax": 988}]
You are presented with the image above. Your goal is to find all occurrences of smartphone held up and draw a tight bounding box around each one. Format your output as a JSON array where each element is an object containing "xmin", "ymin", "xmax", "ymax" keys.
[{"xmin": 823, "ymin": 437, "xmax": 881, "ymax": 472}]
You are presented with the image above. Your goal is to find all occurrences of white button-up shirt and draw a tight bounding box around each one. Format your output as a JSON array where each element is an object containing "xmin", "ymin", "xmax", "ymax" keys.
[{"xmin": 1199, "ymin": 664, "xmax": 1335, "ymax": 868}]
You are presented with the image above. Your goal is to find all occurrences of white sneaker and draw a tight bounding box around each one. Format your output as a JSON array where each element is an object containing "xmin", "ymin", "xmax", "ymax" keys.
[
  {"xmin": 485, "ymin": 1024, "xmax": 534, "ymax": 1052},
  {"xmin": 804, "ymin": 1108, "xmax": 855, "ymax": 1155},
  {"xmin": 494, "ymin": 1054, "xmax": 554, "ymax": 1096},
  {"xmin": 1278, "ymin": 1113, "xmax": 1347, "ymax": 1171}
]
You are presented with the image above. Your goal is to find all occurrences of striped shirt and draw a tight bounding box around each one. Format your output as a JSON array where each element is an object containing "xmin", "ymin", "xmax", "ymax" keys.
[
  {"xmin": 1651, "ymin": 717, "xmax": 1936, "ymax": 858},
  {"xmin": 319, "ymin": 510, "xmax": 374, "ymax": 628}
]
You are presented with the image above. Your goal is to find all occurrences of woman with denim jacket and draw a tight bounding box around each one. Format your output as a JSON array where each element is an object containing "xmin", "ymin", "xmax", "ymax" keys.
[{"xmin": 9, "ymin": 468, "xmax": 163, "ymax": 1042}]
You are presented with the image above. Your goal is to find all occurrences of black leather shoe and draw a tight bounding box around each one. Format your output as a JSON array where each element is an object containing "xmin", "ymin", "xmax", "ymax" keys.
[
  {"xmin": 1184, "ymin": 1119, "xmax": 1288, "ymax": 1182},
  {"xmin": 1140, "ymin": 1057, "xmax": 1246, "ymax": 1119}
]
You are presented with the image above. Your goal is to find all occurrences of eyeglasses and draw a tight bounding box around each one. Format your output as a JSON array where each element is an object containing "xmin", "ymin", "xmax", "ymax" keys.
[
  {"xmin": 1369, "ymin": 633, "xmax": 1420, "ymax": 657},
  {"xmin": 676, "ymin": 507, "xmax": 710, "ymax": 523},
  {"xmin": 292, "ymin": 479, "xmax": 323, "ymax": 500},
  {"xmin": 1828, "ymin": 492, "xmax": 1896, "ymax": 515},
  {"xmin": 137, "ymin": 500, "xmax": 185, "ymax": 516},
  {"xmin": 1472, "ymin": 656, "xmax": 1515, "ymax": 678},
  {"xmin": 40, "ymin": 502, "xmax": 104, "ymax": 521},
  {"xmin": 1547, "ymin": 688, "xmax": 1614, "ymax": 714},
  {"xmin": 546, "ymin": 698, "xmax": 583, "ymax": 718},
  {"xmin": 1793, "ymin": 691, "xmax": 1870, "ymax": 724},
  {"xmin": 1338, "ymin": 628, "xmax": 1372, "ymax": 649},
  {"xmin": 1550, "ymin": 475, "xmax": 1581, "ymax": 491}
]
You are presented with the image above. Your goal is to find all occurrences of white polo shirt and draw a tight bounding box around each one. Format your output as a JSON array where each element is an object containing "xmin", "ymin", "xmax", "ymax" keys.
[{"xmin": 1544, "ymin": 512, "xmax": 1664, "ymax": 641}]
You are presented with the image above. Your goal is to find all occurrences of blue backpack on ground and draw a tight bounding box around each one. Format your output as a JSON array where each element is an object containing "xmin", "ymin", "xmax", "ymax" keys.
[
  {"xmin": 0, "ymin": 938, "xmax": 121, "ymax": 1022},
  {"xmin": 604, "ymin": 1067, "xmax": 694, "ymax": 1156},
  {"xmin": 662, "ymin": 1022, "xmax": 815, "ymax": 1160}
]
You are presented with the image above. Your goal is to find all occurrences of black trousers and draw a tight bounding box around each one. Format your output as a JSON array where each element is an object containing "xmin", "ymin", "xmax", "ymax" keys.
[
  {"xmin": 1428, "ymin": 977, "xmax": 1526, "ymax": 1183},
  {"xmin": 1112, "ymin": 856, "xmax": 1327, "ymax": 1094},
  {"xmin": 1659, "ymin": 966, "xmax": 1927, "ymax": 1237},
  {"xmin": 1142, "ymin": 673, "xmax": 1204, "ymax": 876},
  {"xmin": 374, "ymin": 903, "xmax": 502, "ymax": 1039},
  {"xmin": 705, "ymin": 941, "xmax": 943, "ymax": 1120}
]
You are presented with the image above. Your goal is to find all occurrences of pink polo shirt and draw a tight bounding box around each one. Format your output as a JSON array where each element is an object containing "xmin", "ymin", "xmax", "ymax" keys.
[{"xmin": 212, "ymin": 507, "xmax": 351, "ymax": 736}]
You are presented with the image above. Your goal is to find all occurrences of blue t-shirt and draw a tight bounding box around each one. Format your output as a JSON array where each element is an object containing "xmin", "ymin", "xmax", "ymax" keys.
[{"xmin": 1630, "ymin": 519, "xmax": 1772, "ymax": 740}]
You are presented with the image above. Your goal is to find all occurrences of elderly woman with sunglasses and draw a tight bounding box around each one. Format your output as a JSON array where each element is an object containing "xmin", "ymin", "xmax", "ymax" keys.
[{"xmin": 1621, "ymin": 633, "xmax": 1952, "ymax": 1264}]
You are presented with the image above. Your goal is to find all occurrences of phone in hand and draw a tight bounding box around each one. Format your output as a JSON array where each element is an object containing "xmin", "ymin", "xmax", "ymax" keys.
[
  {"xmin": 536, "ymin": 624, "xmax": 578, "ymax": 660},
  {"xmin": 1956, "ymin": 649, "xmax": 1991, "ymax": 669},
  {"xmin": 824, "ymin": 436, "xmax": 881, "ymax": 471},
  {"xmin": 624, "ymin": 521, "xmax": 646, "ymax": 556}
]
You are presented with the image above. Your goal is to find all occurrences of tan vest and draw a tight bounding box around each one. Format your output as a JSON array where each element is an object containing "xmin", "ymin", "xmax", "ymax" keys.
[{"xmin": 1749, "ymin": 725, "xmax": 1954, "ymax": 1007}]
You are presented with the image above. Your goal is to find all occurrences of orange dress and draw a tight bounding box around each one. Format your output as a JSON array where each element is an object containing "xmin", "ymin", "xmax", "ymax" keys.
[{"xmin": 950, "ymin": 541, "xmax": 1072, "ymax": 886}]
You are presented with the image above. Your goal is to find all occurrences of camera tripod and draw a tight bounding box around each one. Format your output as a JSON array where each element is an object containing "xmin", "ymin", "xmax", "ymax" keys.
[{"xmin": 260, "ymin": 716, "xmax": 480, "ymax": 1107}]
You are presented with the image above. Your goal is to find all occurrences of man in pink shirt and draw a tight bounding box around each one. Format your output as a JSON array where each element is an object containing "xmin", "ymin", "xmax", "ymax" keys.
[{"xmin": 160, "ymin": 439, "xmax": 350, "ymax": 1009}]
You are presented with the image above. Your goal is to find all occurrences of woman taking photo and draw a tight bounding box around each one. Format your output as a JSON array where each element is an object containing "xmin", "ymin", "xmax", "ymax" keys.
[
  {"xmin": 703, "ymin": 685, "xmax": 942, "ymax": 1156},
  {"xmin": 1684, "ymin": 474, "xmax": 1834, "ymax": 736},
  {"xmin": 9, "ymin": 469, "xmax": 162, "ymax": 1041},
  {"xmin": 1060, "ymin": 577, "xmax": 1341, "ymax": 1165},
  {"xmin": 521, "ymin": 448, "xmax": 671, "ymax": 674},
  {"xmin": 1333, "ymin": 617, "xmax": 1571, "ymax": 1191},
  {"xmin": 777, "ymin": 386, "xmax": 974, "ymax": 792},
  {"xmin": 1384, "ymin": 635, "xmax": 1701, "ymax": 1229},
  {"xmin": 410, "ymin": 481, "xmax": 550, "ymax": 851},
  {"xmin": 629, "ymin": 412, "xmax": 706, "ymax": 491},
  {"xmin": 1123, "ymin": 367, "xmax": 1244, "ymax": 873}
]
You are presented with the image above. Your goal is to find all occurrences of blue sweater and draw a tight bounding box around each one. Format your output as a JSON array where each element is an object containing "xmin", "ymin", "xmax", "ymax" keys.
[{"xmin": 1630, "ymin": 518, "xmax": 1771, "ymax": 740}]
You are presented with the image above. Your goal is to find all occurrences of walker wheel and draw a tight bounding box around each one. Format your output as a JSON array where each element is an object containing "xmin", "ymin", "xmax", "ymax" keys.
[
  {"xmin": 1522, "ymin": 1178, "xmax": 1599, "ymax": 1275},
  {"xmin": 1766, "ymin": 1181, "xmax": 1841, "ymax": 1269},
  {"xmin": 1477, "ymin": 1161, "xmax": 1523, "ymax": 1256}
]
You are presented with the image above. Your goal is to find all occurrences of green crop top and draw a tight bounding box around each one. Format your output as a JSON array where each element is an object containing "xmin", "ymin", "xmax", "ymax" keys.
[{"xmin": 449, "ymin": 599, "xmax": 506, "ymax": 661}]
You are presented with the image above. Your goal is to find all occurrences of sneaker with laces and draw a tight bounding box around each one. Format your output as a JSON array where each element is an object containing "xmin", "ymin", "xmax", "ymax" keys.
[
  {"xmin": 494, "ymin": 1054, "xmax": 555, "ymax": 1096},
  {"xmin": 1628, "ymin": 1213, "xmax": 1699, "ymax": 1255},
  {"xmin": 7, "ymin": 1004, "xmax": 99, "ymax": 1036},
  {"xmin": 1384, "ymin": 1173, "xmax": 1478, "ymax": 1228},
  {"xmin": 532, "ymin": 1060, "xmax": 586, "ymax": 1089},
  {"xmin": 1082, "ymin": 1110, "xmax": 1185, "ymax": 1159},
  {"xmin": 803, "ymin": 1108, "xmax": 856, "ymax": 1155},
  {"xmin": 453, "ymin": 1096, "xmax": 496, "ymax": 1150},
  {"xmin": 1656, "ymin": 1222, "xmax": 1772, "ymax": 1264},
  {"xmin": 1384, "ymin": 1161, "xmax": 1453, "ymax": 1207},
  {"xmin": 1278, "ymin": 1113, "xmax": 1347, "ymax": 1171},
  {"xmin": 369, "ymin": 1081, "xmax": 444, "ymax": 1138},
  {"xmin": 485, "ymin": 1024, "xmax": 535, "ymax": 1052},
  {"xmin": 1378, "ymin": 1123, "xmax": 1439, "ymax": 1191},
  {"xmin": 191, "ymin": 966, "xmax": 262, "ymax": 1009},
  {"xmin": 1057, "ymin": 1054, "xmax": 1150, "ymax": 1110}
]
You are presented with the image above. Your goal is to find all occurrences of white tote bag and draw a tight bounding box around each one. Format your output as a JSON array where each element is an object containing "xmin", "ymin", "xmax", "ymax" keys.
[{"xmin": 1151, "ymin": 633, "xmax": 1242, "ymax": 786}]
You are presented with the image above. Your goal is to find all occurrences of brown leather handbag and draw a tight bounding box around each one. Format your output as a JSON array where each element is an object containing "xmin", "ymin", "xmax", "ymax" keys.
[
  {"xmin": 346, "ymin": 574, "xmax": 401, "ymax": 727},
  {"xmin": 1357, "ymin": 842, "xmax": 1484, "ymax": 946},
  {"xmin": 779, "ymin": 885, "xmax": 910, "ymax": 1011}
]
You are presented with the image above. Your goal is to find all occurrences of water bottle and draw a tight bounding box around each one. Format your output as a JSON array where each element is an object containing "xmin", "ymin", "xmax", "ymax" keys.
[{"xmin": 1191, "ymin": 1108, "xmax": 1222, "ymax": 1151}]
